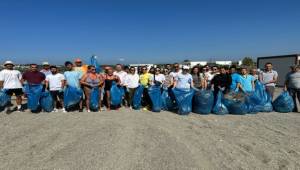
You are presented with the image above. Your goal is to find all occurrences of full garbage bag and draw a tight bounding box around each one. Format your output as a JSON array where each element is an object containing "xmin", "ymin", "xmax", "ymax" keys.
[
  {"xmin": 110, "ymin": 82, "xmax": 122, "ymax": 106},
  {"xmin": 172, "ymin": 88, "xmax": 194, "ymax": 115},
  {"xmin": 192, "ymin": 89, "xmax": 214, "ymax": 114},
  {"xmin": 0, "ymin": 90, "xmax": 10, "ymax": 108},
  {"xmin": 64, "ymin": 86, "xmax": 83, "ymax": 109},
  {"xmin": 273, "ymin": 91, "xmax": 294, "ymax": 113},
  {"xmin": 90, "ymin": 55, "xmax": 101, "ymax": 73},
  {"xmin": 246, "ymin": 81, "xmax": 273, "ymax": 112},
  {"xmin": 90, "ymin": 88, "xmax": 100, "ymax": 111},
  {"xmin": 212, "ymin": 91, "xmax": 229, "ymax": 115},
  {"xmin": 148, "ymin": 85, "xmax": 162, "ymax": 112},
  {"xmin": 25, "ymin": 84, "xmax": 43, "ymax": 111},
  {"xmin": 132, "ymin": 85, "xmax": 144, "ymax": 110},
  {"xmin": 40, "ymin": 91, "xmax": 54, "ymax": 112},
  {"xmin": 161, "ymin": 88, "xmax": 176, "ymax": 111},
  {"xmin": 223, "ymin": 92, "xmax": 248, "ymax": 115}
]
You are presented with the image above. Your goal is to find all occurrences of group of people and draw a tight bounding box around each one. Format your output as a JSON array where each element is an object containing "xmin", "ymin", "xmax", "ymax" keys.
[{"xmin": 0, "ymin": 58, "xmax": 299, "ymax": 114}]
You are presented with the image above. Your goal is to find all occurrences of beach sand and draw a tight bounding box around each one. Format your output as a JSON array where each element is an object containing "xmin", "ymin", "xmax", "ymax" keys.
[{"xmin": 0, "ymin": 108, "xmax": 299, "ymax": 170}]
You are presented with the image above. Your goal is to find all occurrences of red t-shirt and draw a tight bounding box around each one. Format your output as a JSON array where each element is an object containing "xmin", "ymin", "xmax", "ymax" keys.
[{"xmin": 22, "ymin": 71, "xmax": 46, "ymax": 84}]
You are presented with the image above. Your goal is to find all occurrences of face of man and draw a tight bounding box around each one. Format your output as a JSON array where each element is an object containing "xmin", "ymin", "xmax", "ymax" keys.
[
  {"xmin": 174, "ymin": 64, "xmax": 179, "ymax": 71},
  {"xmin": 5, "ymin": 64, "xmax": 13, "ymax": 70},
  {"xmin": 251, "ymin": 69, "xmax": 257, "ymax": 75},
  {"xmin": 75, "ymin": 61, "xmax": 82, "ymax": 67},
  {"xmin": 43, "ymin": 65, "xmax": 50, "ymax": 70},
  {"xmin": 116, "ymin": 65, "xmax": 122, "ymax": 72},
  {"xmin": 230, "ymin": 68, "xmax": 236, "ymax": 74},
  {"xmin": 129, "ymin": 68, "xmax": 135, "ymax": 74},
  {"xmin": 30, "ymin": 65, "xmax": 38, "ymax": 72},
  {"xmin": 265, "ymin": 64, "xmax": 272, "ymax": 71},
  {"xmin": 51, "ymin": 67, "xmax": 57, "ymax": 74},
  {"xmin": 166, "ymin": 65, "xmax": 171, "ymax": 70},
  {"xmin": 241, "ymin": 68, "xmax": 247, "ymax": 75},
  {"xmin": 212, "ymin": 67, "xmax": 218, "ymax": 74},
  {"xmin": 182, "ymin": 69, "xmax": 188, "ymax": 74},
  {"xmin": 220, "ymin": 68, "xmax": 226, "ymax": 74},
  {"xmin": 142, "ymin": 67, "xmax": 147, "ymax": 74},
  {"xmin": 66, "ymin": 64, "xmax": 73, "ymax": 71}
]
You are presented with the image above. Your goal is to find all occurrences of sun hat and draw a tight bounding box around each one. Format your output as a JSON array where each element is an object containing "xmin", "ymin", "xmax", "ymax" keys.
[
  {"xmin": 42, "ymin": 61, "xmax": 50, "ymax": 65},
  {"xmin": 4, "ymin": 61, "xmax": 14, "ymax": 66}
]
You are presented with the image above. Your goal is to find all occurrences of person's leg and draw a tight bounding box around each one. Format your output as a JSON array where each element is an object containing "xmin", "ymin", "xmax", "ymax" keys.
[
  {"xmin": 4, "ymin": 89, "xmax": 13, "ymax": 114},
  {"xmin": 58, "ymin": 91, "xmax": 65, "ymax": 112},
  {"xmin": 288, "ymin": 88, "xmax": 297, "ymax": 112},
  {"xmin": 266, "ymin": 86, "xmax": 275, "ymax": 99},
  {"xmin": 106, "ymin": 90, "xmax": 111, "ymax": 110},
  {"xmin": 296, "ymin": 88, "xmax": 300, "ymax": 112},
  {"xmin": 128, "ymin": 88, "xmax": 135, "ymax": 107},
  {"xmin": 125, "ymin": 88, "xmax": 130, "ymax": 107},
  {"xmin": 14, "ymin": 88, "xmax": 23, "ymax": 111},
  {"xmin": 98, "ymin": 89, "xmax": 102, "ymax": 111},
  {"xmin": 83, "ymin": 87, "xmax": 91, "ymax": 111}
]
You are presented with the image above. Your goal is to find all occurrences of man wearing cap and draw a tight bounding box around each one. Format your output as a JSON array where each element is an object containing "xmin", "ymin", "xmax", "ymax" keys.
[
  {"xmin": 0, "ymin": 61, "xmax": 24, "ymax": 113},
  {"xmin": 40, "ymin": 62, "xmax": 52, "ymax": 77},
  {"xmin": 173, "ymin": 66, "xmax": 194, "ymax": 89}
]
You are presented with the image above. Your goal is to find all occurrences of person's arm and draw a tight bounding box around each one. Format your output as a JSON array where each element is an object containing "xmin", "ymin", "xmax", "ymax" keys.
[
  {"xmin": 0, "ymin": 71, "xmax": 4, "ymax": 89},
  {"xmin": 45, "ymin": 77, "xmax": 49, "ymax": 90},
  {"xmin": 252, "ymin": 80, "xmax": 255, "ymax": 91},
  {"xmin": 80, "ymin": 74, "xmax": 90, "ymax": 87}
]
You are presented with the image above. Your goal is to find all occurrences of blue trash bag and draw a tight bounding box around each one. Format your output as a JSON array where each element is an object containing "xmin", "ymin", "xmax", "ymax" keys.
[
  {"xmin": 161, "ymin": 88, "xmax": 176, "ymax": 111},
  {"xmin": 40, "ymin": 91, "xmax": 54, "ymax": 112},
  {"xmin": 223, "ymin": 92, "xmax": 248, "ymax": 115},
  {"xmin": 0, "ymin": 90, "xmax": 10, "ymax": 108},
  {"xmin": 110, "ymin": 82, "xmax": 122, "ymax": 106},
  {"xmin": 25, "ymin": 84, "xmax": 43, "ymax": 111},
  {"xmin": 132, "ymin": 85, "xmax": 144, "ymax": 110},
  {"xmin": 90, "ymin": 88, "xmax": 100, "ymax": 111},
  {"xmin": 246, "ymin": 81, "xmax": 273, "ymax": 113},
  {"xmin": 148, "ymin": 85, "xmax": 162, "ymax": 112},
  {"xmin": 64, "ymin": 86, "xmax": 83, "ymax": 109},
  {"xmin": 90, "ymin": 55, "xmax": 101, "ymax": 73},
  {"xmin": 192, "ymin": 89, "xmax": 214, "ymax": 114},
  {"xmin": 273, "ymin": 91, "xmax": 294, "ymax": 113},
  {"xmin": 172, "ymin": 88, "xmax": 195, "ymax": 115},
  {"xmin": 212, "ymin": 91, "xmax": 229, "ymax": 115}
]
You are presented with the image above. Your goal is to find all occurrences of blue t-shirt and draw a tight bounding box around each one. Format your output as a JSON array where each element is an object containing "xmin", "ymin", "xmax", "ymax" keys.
[
  {"xmin": 230, "ymin": 73, "xmax": 240, "ymax": 91},
  {"xmin": 175, "ymin": 73, "xmax": 193, "ymax": 89},
  {"xmin": 64, "ymin": 71, "xmax": 82, "ymax": 88},
  {"xmin": 238, "ymin": 75, "xmax": 255, "ymax": 92}
]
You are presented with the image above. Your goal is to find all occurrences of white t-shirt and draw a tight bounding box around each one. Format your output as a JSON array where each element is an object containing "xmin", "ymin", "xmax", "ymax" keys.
[
  {"xmin": 46, "ymin": 73, "xmax": 65, "ymax": 91},
  {"xmin": 151, "ymin": 74, "xmax": 166, "ymax": 84},
  {"xmin": 113, "ymin": 71, "xmax": 127, "ymax": 85},
  {"xmin": 170, "ymin": 70, "xmax": 182, "ymax": 79},
  {"xmin": 175, "ymin": 73, "xmax": 193, "ymax": 89},
  {"xmin": 0, "ymin": 69, "xmax": 23, "ymax": 89},
  {"xmin": 124, "ymin": 74, "xmax": 139, "ymax": 88}
]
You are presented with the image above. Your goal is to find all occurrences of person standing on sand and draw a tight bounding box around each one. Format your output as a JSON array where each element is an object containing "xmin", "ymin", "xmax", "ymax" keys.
[
  {"xmin": 259, "ymin": 62, "xmax": 278, "ymax": 98},
  {"xmin": 285, "ymin": 65, "xmax": 300, "ymax": 112},
  {"xmin": 0, "ymin": 61, "xmax": 24, "ymax": 114},
  {"xmin": 139, "ymin": 66, "xmax": 153, "ymax": 111},
  {"xmin": 113, "ymin": 64, "xmax": 127, "ymax": 106},
  {"xmin": 80, "ymin": 65, "xmax": 104, "ymax": 112},
  {"xmin": 211, "ymin": 66, "xmax": 232, "ymax": 98},
  {"xmin": 191, "ymin": 66, "xmax": 205, "ymax": 89},
  {"xmin": 45, "ymin": 65, "xmax": 66, "ymax": 113},
  {"xmin": 124, "ymin": 67, "xmax": 139, "ymax": 108},
  {"xmin": 64, "ymin": 61, "xmax": 83, "ymax": 112},
  {"xmin": 173, "ymin": 66, "xmax": 193, "ymax": 89},
  {"xmin": 229, "ymin": 66, "xmax": 240, "ymax": 92},
  {"xmin": 103, "ymin": 67, "xmax": 121, "ymax": 110}
]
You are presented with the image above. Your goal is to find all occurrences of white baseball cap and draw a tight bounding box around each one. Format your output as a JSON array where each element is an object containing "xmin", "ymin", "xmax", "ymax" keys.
[
  {"xmin": 4, "ymin": 61, "xmax": 14, "ymax": 66},
  {"xmin": 183, "ymin": 66, "xmax": 189, "ymax": 70},
  {"xmin": 42, "ymin": 62, "xmax": 50, "ymax": 65}
]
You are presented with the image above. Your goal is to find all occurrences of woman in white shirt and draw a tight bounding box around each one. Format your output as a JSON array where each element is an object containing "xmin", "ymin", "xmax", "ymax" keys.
[
  {"xmin": 151, "ymin": 67, "xmax": 165, "ymax": 86},
  {"xmin": 124, "ymin": 67, "xmax": 139, "ymax": 108}
]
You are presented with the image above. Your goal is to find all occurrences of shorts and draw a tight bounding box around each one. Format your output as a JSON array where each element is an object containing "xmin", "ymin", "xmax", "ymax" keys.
[
  {"xmin": 50, "ymin": 91, "xmax": 64, "ymax": 101},
  {"xmin": 5, "ymin": 88, "xmax": 23, "ymax": 96}
]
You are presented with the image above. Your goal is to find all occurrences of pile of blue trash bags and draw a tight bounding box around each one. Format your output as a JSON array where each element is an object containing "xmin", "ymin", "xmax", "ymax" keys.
[{"xmin": 142, "ymin": 81, "xmax": 294, "ymax": 115}]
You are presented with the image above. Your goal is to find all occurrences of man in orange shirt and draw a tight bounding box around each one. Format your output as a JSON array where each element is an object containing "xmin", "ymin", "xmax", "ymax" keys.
[{"xmin": 73, "ymin": 58, "xmax": 88, "ymax": 77}]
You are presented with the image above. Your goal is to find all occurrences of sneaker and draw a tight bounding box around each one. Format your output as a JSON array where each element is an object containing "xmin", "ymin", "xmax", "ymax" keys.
[
  {"xmin": 52, "ymin": 108, "xmax": 58, "ymax": 113},
  {"xmin": 143, "ymin": 107, "xmax": 148, "ymax": 111},
  {"xmin": 61, "ymin": 108, "xmax": 67, "ymax": 113},
  {"xmin": 87, "ymin": 109, "xmax": 91, "ymax": 113},
  {"xmin": 17, "ymin": 108, "xmax": 25, "ymax": 112}
]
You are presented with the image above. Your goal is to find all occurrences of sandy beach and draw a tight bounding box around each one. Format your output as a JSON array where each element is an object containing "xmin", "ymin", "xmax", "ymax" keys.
[{"xmin": 0, "ymin": 108, "xmax": 299, "ymax": 170}]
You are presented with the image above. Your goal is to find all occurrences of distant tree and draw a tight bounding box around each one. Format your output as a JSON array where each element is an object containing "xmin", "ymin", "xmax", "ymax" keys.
[{"xmin": 242, "ymin": 57, "xmax": 255, "ymax": 67}]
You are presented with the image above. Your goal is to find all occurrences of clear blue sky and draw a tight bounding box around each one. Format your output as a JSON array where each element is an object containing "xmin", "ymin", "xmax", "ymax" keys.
[{"xmin": 0, "ymin": 0, "xmax": 299, "ymax": 65}]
